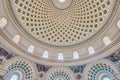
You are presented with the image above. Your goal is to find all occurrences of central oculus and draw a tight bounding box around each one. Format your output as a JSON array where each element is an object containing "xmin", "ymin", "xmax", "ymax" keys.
[
  {"xmin": 52, "ymin": 0, "xmax": 72, "ymax": 9},
  {"xmin": 58, "ymin": 0, "xmax": 67, "ymax": 3}
]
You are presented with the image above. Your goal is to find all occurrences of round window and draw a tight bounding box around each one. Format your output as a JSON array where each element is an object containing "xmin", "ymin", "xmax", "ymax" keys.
[{"xmin": 101, "ymin": 75, "xmax": 111, "ymax": 80}]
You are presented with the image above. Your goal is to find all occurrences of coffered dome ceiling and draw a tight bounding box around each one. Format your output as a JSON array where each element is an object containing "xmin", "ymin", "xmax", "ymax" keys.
[
  {"xmin": 0, "ymin": 0, "xmax": 120, "ymax": 80},
  {"xmin": 0, "ymin": 0, "xmax": 120, "ymax": 66},
  {"xmin": 8, "ymin": 0, "xmax": 116, "ymax": 46}
]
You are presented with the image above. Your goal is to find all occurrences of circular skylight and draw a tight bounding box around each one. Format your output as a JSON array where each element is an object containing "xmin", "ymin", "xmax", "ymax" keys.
[
  {"xmin": 10, "ymin": 74, "xmax": 19, "ymax": 80},
  {"xmin": 101, "ymin": 75, "xmax": 111, "ymax": 80},
  {"xmin": 56, "ymin": 77, "xmax": 65, "ymax": 80},
  {"xmin": 8, "ymin": 72, "xmax": 21, "ymax": 80},
  {"xmin": 58, "ymin": 0, "xmax": 66, "ymax": 3}
]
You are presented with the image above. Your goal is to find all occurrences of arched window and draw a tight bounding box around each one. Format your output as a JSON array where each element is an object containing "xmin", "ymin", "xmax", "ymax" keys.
[
  {"xmin": 0, "ymin": 18, "xmax": 7, "ymax": 29},
  {"xmin": 117, "ymin": 20, "xmax": 120, "ymax": 29},
  {"xmin": 58, "ymin": 53, "xmax": 63, "ymax": 60},
  {"xmin": 13, "ymin": 35, "xmax": 21, "ymax": 44},
  {"xmin": 73, "ymin": 51, "xmax": 79, "ymax": 59},
  {"xmin": 88, "ymin": 46, "xmax": 95, "ymax": 54},
  {"xmin": 43, "ymin": 51, "xmax": 49, "ymax": 58},
  {"xmin": 0, "ymin": 57, "xmax": 6, "ymax": 65},
  {"xmin": 28, "ymin": 45, "xmax": 35, "ymax": 53},
  {"xmin": 103, "ymin": 36, "xmax": 111, "ymax": 46}
]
